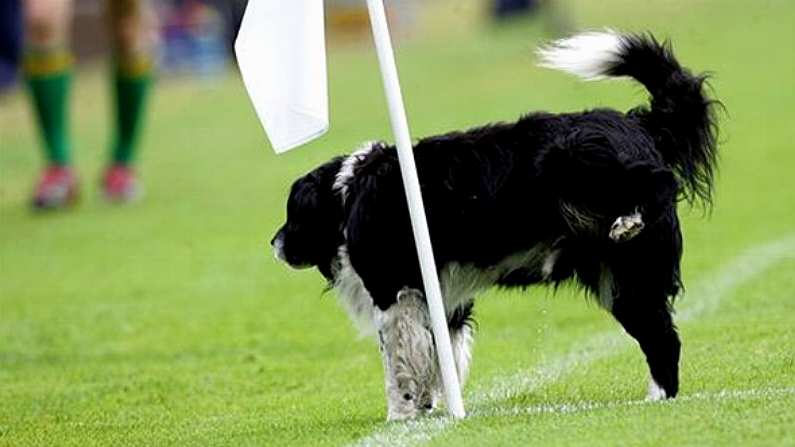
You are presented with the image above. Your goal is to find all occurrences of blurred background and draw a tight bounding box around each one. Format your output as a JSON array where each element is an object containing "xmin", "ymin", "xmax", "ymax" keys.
[
  {"xmin": 0, "ymin": 0, "xmax": 574, "ymax": 93},
  {"xmin": 1, "ymin": 1, "xmax": 793, "ymax": 446}
]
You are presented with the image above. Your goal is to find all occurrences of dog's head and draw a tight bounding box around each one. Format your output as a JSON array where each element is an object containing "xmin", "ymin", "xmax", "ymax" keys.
[{"xmin": 271, "ymin": 157, "xmax": 346, "ymax": 279}]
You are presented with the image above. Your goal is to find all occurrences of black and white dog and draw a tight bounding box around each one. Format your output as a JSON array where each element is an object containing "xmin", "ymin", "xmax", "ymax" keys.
[{"xmin": 271, "ymin": 31, "xmax": 718, "ymax": 420}]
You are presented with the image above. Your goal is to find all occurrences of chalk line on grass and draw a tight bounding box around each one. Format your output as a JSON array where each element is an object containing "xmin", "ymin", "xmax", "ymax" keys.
[
  {"xmin": 348, "ymin": 234, "xmax": 795, "ymax": 447},
  {"xmin": 488, "ymin": 386, "xmax": 795, "ymax": 418}
]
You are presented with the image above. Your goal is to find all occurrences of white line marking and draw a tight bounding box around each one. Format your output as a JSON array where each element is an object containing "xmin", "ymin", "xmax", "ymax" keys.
[
  {"xmin": 487, "ymin": 386, "xmax": 795, "ymax": 418},
  {"xmin": 347, "ymin": 235, "xmax": 795, "ymax": 447}
]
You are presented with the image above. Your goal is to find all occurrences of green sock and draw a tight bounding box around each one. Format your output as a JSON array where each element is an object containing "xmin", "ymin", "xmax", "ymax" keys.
[
  {"xmin": 24, "ymin": 50, "xmax": 73, "ymax": 166},
  {"xmin": 112, "ymin": 57, "xmax": 153, "ymax": 165}
]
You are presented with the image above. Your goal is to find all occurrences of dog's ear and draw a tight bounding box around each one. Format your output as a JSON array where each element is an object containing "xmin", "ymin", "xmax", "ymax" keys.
[
  {"xmin": 291, "ymin": 177, "xmax": 319, "ymax": 211},
  {"xmin": 289, "ymin": 156, "xmax": 345, "ymax": 215},
  {"xmin": 312, "ymin": 156, "xmax": 346, "ymax": 190}
]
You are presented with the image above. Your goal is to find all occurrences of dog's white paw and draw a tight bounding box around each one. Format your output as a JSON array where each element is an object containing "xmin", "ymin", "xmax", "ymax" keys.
[
  {"xmin": 646, "ymin": 378, "xmax": 668, "ymax": 401},
  {"xmin": 609, "ymin": 211, "xmax": 645, "ymax": 242},
  {"xmin": 386, "ymin": 379, "xmax": 438, "ymax": 421}
]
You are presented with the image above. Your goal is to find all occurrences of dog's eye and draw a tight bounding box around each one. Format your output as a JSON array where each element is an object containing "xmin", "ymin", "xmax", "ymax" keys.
[{"xmin": 402, "ymin": 393, "xmax": 413, "ymax": 401}]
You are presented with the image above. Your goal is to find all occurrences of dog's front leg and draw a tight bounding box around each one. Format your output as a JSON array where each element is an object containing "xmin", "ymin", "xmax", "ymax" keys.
[
  {"xmin": 376, "ymin": 288, "xmax": 440, "ymax": 421},
  {"xmin": 451, "ymin": 322, "xmax": 474, "ymax": 388}
]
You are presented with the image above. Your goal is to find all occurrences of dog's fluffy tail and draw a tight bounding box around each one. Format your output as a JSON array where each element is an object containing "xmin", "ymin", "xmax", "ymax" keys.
[{"xmin": 538, "ymin": 30, "xmax": 718, "ymax": 206}]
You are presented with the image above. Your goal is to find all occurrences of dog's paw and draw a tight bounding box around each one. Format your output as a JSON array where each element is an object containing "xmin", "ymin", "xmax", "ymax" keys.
[
  {"xmin": 386, "ymin": 389, "xmax": 437, "ymax": 421},
  {"xmin": 609, "ymin": 211, "xmax": 645, "ymax": 242},
  {"xmin": 646, "ymin": 378, "xmax": 668, "ymax": 401}
]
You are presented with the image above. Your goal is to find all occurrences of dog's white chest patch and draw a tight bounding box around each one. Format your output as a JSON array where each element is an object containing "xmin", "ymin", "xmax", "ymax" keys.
[{"xmin": 333, "ymin": 247, "xmax": 378, "ymax": 335}]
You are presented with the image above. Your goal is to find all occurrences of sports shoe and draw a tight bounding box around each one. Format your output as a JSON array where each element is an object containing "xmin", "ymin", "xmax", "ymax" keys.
[
  {"xmin": 32, "ymin": 165, "xmax": 79, "ymax": 210},
  {"xmin": 102, "ymin": 164, "xmax": 141, "ymax": 202}
]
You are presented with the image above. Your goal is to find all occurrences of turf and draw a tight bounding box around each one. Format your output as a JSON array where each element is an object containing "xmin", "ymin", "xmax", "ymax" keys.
[{"xmin": 1, "ymin": 0, "xmax": 793, "ymax": 445}]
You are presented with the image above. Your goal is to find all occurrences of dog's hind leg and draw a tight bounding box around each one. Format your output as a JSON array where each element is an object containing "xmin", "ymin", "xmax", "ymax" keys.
[
  {"xmin": 376, "ymin": 288, "xmax": 440, "ymax": 421},
  {"xmin": 606, "ymin": 211, "xmax": 683, "ymax": 399},
  {"xmin": 610, "ymin": 288, "xmax": 681, "ymax": 400}
]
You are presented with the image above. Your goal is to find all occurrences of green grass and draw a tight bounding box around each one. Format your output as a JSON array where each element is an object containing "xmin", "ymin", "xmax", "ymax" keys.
[{"xmin": 1, "ymin": 0, "xmax": 794, "ymax": 445}]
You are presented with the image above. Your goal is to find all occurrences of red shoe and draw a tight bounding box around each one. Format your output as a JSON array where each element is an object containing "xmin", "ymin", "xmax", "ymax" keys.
[
  {"xmin": 102, "ymin": 165, "xmax": 141, "ymax": 202},
  {"xmin": 32, "ymin": 165, "xmax": 79, "ymax": 210}
]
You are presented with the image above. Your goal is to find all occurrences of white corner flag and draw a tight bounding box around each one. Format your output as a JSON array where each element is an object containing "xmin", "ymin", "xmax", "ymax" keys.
[
  {"xmin": 235, "ymin": 0, "xmax": 328, "ymax": 153},
  {"xmin": 235, "ymin": 0, "xmax": 466, "ymax": 419}
]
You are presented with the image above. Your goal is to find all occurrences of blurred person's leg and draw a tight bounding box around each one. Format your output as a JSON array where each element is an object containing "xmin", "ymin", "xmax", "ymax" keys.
[
  {"xmin": 493, "ymin": 0, "xmax": 572, "ymax": 35},
  {"xmin": 23, "ymin": 0, "xmax": 78, "ymax": 209},
  {"xmin": 103, "ymin": 0, "xmax": 157, "ymax": 202},
  {"xmin": 493, "ymin": 0, "xmax": 536, "ymax": 20},
  {"xmin": 0, "ymin": 0, "xmax": 24, "ymax": 91}
]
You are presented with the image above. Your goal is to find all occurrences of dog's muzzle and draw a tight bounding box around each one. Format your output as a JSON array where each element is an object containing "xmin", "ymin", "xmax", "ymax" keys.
[
  {"xmin": 271, "ymin": 235, "xmax": 287, "ymax": 263},
  {"xmin": 270, "ymin": 233, "xmax": 312, "ymax": 269}
]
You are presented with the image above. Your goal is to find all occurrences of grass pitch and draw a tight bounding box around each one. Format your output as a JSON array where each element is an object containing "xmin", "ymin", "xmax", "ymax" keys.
[{"xmin": 1, "ymin": 0, "xmax": 794, "ymax": 445}]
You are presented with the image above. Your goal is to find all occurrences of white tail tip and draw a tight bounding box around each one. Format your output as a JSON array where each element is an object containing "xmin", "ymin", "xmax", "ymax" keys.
[{"xmin": 537, "ymin": 30, "xmax": 624, "ymax": 80}]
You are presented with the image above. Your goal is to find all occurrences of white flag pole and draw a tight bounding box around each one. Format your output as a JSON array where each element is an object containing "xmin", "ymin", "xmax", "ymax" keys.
[{"xmin": 365, "ymin": 0, "xmax": 466, "ymax": 419}]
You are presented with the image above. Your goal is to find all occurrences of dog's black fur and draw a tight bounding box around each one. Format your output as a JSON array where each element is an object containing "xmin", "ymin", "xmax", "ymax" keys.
[
  {"xmin": 276, "ymin": 156, "xmax": 347, "ymax": 280},
  {"xmin": 272, "ymin": 33, "xmax": 718, "ymax": 399}
]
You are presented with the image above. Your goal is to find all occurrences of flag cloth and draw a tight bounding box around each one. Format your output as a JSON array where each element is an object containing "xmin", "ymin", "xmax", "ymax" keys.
[{"xmin": 235, "ymin": 0, "xmax": 329, "ymax": 153}]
